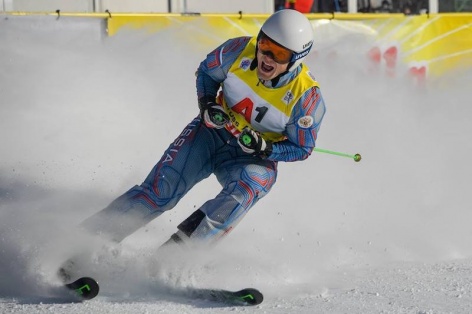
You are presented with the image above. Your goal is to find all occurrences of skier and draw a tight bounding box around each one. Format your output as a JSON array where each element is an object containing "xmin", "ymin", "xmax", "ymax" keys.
[{"xmin": 60, "ymin": 9, "xmax": 326, "ymax": 280}]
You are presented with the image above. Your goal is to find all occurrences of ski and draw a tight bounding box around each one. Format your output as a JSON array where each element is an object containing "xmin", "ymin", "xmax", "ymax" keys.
[
  {"xmin": 64, "ymin": 277, "xmax": 100, "ymax": 301},
  {"xmin": 187, "ymin": 287, "xmax": 263, "ymax": 306}
]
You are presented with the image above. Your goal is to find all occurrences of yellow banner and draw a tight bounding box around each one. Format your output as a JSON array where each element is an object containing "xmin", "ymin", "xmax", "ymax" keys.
[
  {"xmin": 362, "ymin": 14, "xmax": 472, "ymax": 81},
  {"xmin": 107, "ymin": 13, "xmax": 472, "ymax": 79}
]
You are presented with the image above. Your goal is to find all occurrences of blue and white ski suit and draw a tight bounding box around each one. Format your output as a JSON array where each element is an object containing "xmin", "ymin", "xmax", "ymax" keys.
[{"xmin": 81, "ymin": 36, "xmax": 326, "ymax": 246}]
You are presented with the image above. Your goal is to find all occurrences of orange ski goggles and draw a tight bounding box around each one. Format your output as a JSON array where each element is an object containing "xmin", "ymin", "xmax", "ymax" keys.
[{"xmin": 257, "ymin": 33, "xmax": 294, "ymax": 64}]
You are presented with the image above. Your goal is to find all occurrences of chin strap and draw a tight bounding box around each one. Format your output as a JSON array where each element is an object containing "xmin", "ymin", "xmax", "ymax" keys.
[
  {"xmin": 251, "ymin": 32, "xmax": 261, "ymax": 72},
  {"xmin": 287, "ymin": 61, "xmax": 295, "ymax": 72},
  {"xmin": 271, "ymin": 75, "xmax": 281, "ymax": 87},
  {"xmin": 250, "ymin": 57, "xmax": 257, "ymax": 71}
]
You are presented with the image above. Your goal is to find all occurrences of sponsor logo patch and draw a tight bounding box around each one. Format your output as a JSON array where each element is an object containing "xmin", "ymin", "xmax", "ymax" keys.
[
  {"xmin": 240, "ymin": 58, "xmax": 252, "ymax": 70},
  {"xmin": 282, "ymin": 90, "xmax": 294, "ymax": 104},
  {"xmin": 297, "ymin": 115, "xmax": 314, "ymax": 128}
]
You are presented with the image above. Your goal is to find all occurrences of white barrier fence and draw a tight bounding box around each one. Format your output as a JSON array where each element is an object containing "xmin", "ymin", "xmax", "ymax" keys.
[
  {"xmin": 1, "ymin": 0, "xmax": 439, "ymax": 14},
  {"xmin": 1, "ymin": 0, "xmax": 274, "ymax": 14}
]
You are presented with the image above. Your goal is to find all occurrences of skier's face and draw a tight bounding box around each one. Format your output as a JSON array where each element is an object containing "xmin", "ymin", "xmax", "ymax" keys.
[
  {"xmin": 256, "ymin": 49, "xmax": 289, "ymax": 81},
  {"xmin": 256, "ymin": 34, "xmax": 291, "ymax": 81}
]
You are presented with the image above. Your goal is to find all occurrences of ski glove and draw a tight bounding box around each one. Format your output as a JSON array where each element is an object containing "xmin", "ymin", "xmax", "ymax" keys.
[
  {"xmin": 237, "ymin": 127, "xmax": 273, "ymax": 158},
  {"xmin": 198, "ymin": 97, "xmax": 229, "ymax": 129}
]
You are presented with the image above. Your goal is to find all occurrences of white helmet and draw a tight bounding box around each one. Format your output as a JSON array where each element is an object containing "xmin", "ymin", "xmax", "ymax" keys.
[{"xmin": 259, "ymin": 9, "xmax": 314, "ymax": 72}]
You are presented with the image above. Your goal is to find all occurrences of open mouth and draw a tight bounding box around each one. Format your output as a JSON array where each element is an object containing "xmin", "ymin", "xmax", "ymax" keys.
[{"xmin": 260, "ymin": 61, "xmax": 274, "ymax": 73}]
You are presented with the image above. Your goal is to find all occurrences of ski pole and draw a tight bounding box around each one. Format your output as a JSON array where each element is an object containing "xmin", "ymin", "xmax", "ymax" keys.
[{"xmin": 313, "ymin": 147, "xmax": 362, "ymax": 162}]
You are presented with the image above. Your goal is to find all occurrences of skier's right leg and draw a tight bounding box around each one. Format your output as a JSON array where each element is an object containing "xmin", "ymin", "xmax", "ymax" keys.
[
  {"xmin": 80, "ymin": 117, "xmax": 221, "ymax": 243},
  {"xmin": 58, "ymin": 117, "xmax": 223, "ymax": 281}
]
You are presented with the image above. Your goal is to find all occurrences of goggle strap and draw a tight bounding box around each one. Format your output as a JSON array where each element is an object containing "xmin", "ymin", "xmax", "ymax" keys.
[{"xmin": 291, "ymin": 45, "xmax": 312, "ymax": 62}]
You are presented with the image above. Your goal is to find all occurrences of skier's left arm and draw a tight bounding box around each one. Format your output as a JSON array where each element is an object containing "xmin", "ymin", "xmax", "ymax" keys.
[{"xmin": 268, "ymin": 86, "xmax": 326, "ymax": 162}]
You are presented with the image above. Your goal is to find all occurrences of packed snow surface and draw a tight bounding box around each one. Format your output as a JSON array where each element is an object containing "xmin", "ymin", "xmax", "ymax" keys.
[{"xmin": 1, "ymin": 15, "xmax": 472, "ymax": 313}]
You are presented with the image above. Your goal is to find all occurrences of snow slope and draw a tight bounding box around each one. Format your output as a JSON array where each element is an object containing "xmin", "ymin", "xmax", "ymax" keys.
[{"xmin": 1, "ymin": 15, "xmax": 472, "ymax": 313}]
